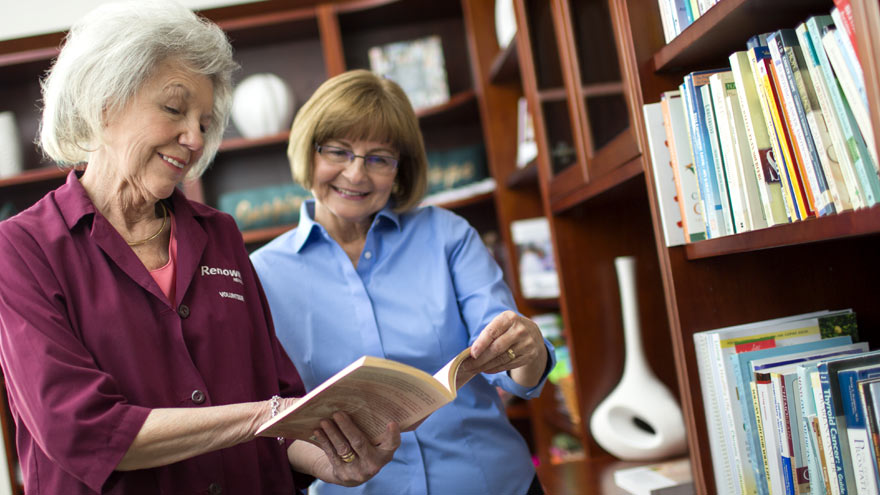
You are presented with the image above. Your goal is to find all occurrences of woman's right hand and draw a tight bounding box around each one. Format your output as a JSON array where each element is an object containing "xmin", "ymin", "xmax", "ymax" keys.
[{"xmin": 306, "ymin": 412, "xmax": 400, "ymax": 486}]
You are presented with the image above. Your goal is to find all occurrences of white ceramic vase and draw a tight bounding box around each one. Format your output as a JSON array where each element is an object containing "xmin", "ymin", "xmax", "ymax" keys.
[
  {"xmin": 231, "ymin": 73, "xmax": 295, "ymax": 139},
  {"xmin": 0, "ymin": 111, "xmax": 24, "ymax": 179},
  {"xmin": 589, "ymin": 256, "xmax": 688, "ymax": 461}
]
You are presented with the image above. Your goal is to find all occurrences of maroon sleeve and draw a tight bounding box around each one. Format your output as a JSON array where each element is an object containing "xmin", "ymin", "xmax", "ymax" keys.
[{"xmin": 0, "ymin": 221, "xmax": 151, "ymax": 492}]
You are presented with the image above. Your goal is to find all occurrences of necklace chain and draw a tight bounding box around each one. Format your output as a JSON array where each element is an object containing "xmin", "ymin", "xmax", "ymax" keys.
[{"xmin": 126, "ymin": 202, "xmax": 168, "ymax": 247}]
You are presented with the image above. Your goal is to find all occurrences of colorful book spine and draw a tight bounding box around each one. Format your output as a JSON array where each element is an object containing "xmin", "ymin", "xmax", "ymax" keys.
[
  {"xmin": 710, "ymin": 73, "xmax": 750, "ymax": 233},
  {"xmin": 644, "ymin": 102, "xmax": 686, "ymax": 247},
  {"xmin": 839, "ymin": 366, "xmax": 880, "ymax": 495},
  {"xmin": 793, "ymin": 22, "xmax": 854, "ymax": 213},
  {"xmin": 808, "ymin": 16, "xmax": 880, "ymax": 205},
  {"xmin": 662, "ymin": 91, "xmax": 707, "ymax": 242},
  {"xmin": 813, "ymin": 369, "xmax": 842, "ymax": 495},
  {"xmin": 723, "ymin": 76, "xmax": 768, "ymax": 230},
  {"xmin": 770, "ymin": 29, "xmax": 836, "ymax": 216},
  {"xmin": 730, "ymin": 50, "xmax": 788, "ymax": 226},
  {"xmin": 683, "ymin": 70, "xmax": 731, "ymax": 238},
  {"xmin": 701, "ymin": 81, "xmax": 736, "ymax": 235}
]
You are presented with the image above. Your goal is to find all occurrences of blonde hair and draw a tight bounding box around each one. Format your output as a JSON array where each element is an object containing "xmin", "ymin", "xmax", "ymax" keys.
[
  {"xmin": 287, "ymin": 70, "xmax": 428, "ymax": 212},
  {"xmin": 38, "ymin": 0, "xmax": 237, "ymax": 180}
]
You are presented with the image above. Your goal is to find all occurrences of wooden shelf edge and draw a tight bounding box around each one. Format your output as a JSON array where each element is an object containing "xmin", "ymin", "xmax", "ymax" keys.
[
  {"xmin": 550, "ymin": 158, "xmax": 644, "ymax": 214},
  {"xmin": 684, "ymin": 205, "xmax": 880, "ymax": 259},
  {"xmin": 488, "ymin": 37, "xmax": 520, "ymax": 85},
  {"xmin": 218, "ymin": 131, "xmax": 289, "ymax": 153},
  {"xmin": 415, "ymin": 90, "xmax": 476, "ymax": 122},
  {"xmin": 241, "ymin": 223, "xmax": 296, "ymax": 245},
  {"xmin": 424, "ymin": 189, "xmax": 494, "ymax": 211},
  {"xmin": 0, "ymin": 166, "xmax": 74, "ymax": 189},
  {"xmin": 505, "ymin": 160, "xmax": 539, "ymax": 189}
]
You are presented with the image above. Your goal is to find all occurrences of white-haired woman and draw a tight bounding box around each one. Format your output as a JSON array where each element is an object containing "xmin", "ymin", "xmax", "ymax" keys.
[{"xmin": 0, "ymin": 2, "xmax": 398, "ymax": 494}]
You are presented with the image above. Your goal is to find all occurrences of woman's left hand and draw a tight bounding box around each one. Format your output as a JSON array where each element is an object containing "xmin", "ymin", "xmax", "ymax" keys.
[
  {"xmin": 466, "ymin": 311, "xmax": 549, "ymax": 388},
  {"xmin": 307, "ymin": 412, "xmax": 400, "ymax": 486}
]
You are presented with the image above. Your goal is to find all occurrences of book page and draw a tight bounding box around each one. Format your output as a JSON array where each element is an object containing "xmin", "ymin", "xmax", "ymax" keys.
[
  {"xmin": 257, "ymin": 351, "xmax": 473, "ymax": 442},
  {"xmin": 433, "ymin": 347, "xmax": 477, "ymax": 392}
]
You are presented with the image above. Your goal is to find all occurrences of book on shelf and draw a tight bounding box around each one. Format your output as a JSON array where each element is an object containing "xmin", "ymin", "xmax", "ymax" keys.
[
  {"xmin": 729, "ymin": 50, "xmax": 789, "ymax": 227},
  {"xmin": 808, "ymin": 16, "xmax": 879, "ymax": 206},
  {"xmin": 836, "ymin": 363, "xmax": 880, "ymax": 495},
  {"xmin": 661, "ymin": 90, "xmax": 706, "ymax": 242},
  {"xmin": 643, "ymin": 101, "xmax": 686, "ymax": 247},
  {"xmin": 693, "ymin": 309, "xmax": 857, "ymax": 495},
  {"xmin": 509, "ymin": 217, "xmax": 559, "ymax": 299},
  {"xmin": 793, "ymin": 21, "xmax": 855, "ymax": 213},
  {"xmin": 613, "ymin": 457, "xmax": 695, "ymax": 495},
  {"xmin": 817, "ymin": 350, "xmax": 880, "ymax": 495},
  {"xmin": 708, "ymin": 71, "xmax": 752, "ymax": 233},
  {"xmin": 699, "ymin": 80, "xmax": 736, "ymax": 236},
  {"xmin": 857, "ymin": 378, "xmax": 880, "ymax": 492},
  {"xmin": 739, "ymin": 338, "xmax": 866, "ymax": 495},
  {"xmin": 832, "ymin": 0, "xmax": 860, "ymax": 65},
  {"xmin": 768, "ymin": 29, "xmax": 836, "ymax": 217},
  {"xmin": 681, "ymin": 69, "xmax": 733, "ymax": 239},
  {"xmin": 829, "ymin": 7, "xmax": 873, "ymax": 165},
  {"xmin": 367, "ymin": 35, "xmax": 450, "ymax": 112},
  {"xmin": 256, "ymin": 348, "xmax": 475, "ymax": 442}
]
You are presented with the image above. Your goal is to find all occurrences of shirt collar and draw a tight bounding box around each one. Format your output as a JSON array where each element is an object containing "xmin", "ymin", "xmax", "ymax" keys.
[
  {"xmin": 291, "ymin": 198, "xmax": 402, "ymax": 253},
  {"xmin": 56, "ymin": 168, "xmax": 201, "ymax": 231}
]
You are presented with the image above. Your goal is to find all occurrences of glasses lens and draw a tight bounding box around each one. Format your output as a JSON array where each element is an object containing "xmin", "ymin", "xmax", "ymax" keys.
[
  {"xmin": 364, "ymin": 155, "xmax": 398, "ymax": 171},
  {"xmin": 320, "ymin": 146, "xmax": 351, "ymax": 163}
]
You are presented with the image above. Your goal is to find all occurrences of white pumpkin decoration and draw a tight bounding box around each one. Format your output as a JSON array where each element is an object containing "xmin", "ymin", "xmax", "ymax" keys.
[{"xmin": 231, "ymin": 73, "xmax": 295, "ymax": 139}]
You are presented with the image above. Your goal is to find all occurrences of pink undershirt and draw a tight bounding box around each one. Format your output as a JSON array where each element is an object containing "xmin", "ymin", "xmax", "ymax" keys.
[{"xmin": 149, "ymin": 213, "xmax": 177, "ymax": 303}]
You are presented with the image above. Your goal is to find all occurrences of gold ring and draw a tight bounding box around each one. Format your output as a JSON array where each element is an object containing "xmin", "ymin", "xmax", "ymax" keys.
[
  {"xmin": 340, "ymin": 451, "xmax": 356, "ymax": 463},
  {"xmin": 507, "ymin": 348, "xmax": 516, "ymax": 360}
]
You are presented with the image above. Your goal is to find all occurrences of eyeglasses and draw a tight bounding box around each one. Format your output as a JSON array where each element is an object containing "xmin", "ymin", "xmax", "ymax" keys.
[{"xmin": 315, "ymin": 144, "xmax": 399, "ymax": 175}]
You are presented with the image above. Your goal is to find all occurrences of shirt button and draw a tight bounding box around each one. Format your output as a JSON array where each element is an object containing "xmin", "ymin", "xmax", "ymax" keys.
[
  {"xmin": 191, "ymin": 390, "xmax": 206, "ymax": 404},
  {"xmin": 364, "ymin": 251, "xmax": 372, "ymax": 260},
  {"xmin": 178, "ymin": 304, "xmax": 190, "ymax": 319},
  {"xmin": 208, "ymin": 482, "xmax": 222, "ymax": 495}
]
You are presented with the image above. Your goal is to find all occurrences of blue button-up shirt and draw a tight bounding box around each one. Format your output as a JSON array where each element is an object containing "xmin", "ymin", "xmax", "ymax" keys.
[{"xmin": 252, "ymin": 199, "xmax": 555, "ymax": 495}]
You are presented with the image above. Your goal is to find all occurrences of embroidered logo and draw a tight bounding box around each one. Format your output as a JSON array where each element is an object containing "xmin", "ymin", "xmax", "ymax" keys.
[
  {"xmin": 200, "ymin": 265, "xmax": 243, "ymax": 285},
  {"xmin": 219, "ymin": 291, "xmax": 244, "ymax": 302}
]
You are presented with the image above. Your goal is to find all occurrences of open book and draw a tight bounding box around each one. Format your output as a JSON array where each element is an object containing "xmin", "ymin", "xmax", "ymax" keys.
[{"xmin": 256, "ymin": 348, "xmax": 476, "ymax": 442}]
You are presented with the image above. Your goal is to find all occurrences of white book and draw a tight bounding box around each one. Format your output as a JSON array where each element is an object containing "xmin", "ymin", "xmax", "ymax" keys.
[
  {"xmin": 643, "ymin": 102, "xmax": 685, "ymax": 246},
  {"xmin": 700, "ymin": 83, "xmax": 735, "ymax": 236},
  {"xmin": 662, "ymin": 91, "xmax": 706, "ymax": 242},
  {"xmin": 724, "ymin": 82, "xmax": 768, "ymax": 230},
  {"xmin": 710, "ymin": 72, "xmax": 750, "ymax": 233}
]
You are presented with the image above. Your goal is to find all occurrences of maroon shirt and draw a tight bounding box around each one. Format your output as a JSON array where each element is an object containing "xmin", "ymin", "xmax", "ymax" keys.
[{"xmin": 0, "ymin": 171, "xmax": 309, "ymax": 494}]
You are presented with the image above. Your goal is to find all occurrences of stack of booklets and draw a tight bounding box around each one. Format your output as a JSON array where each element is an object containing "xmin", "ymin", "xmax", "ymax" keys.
[
  {"xmin": 643, "ymin": 4, "xmax": 879, "ymax": 244},
  {"xmin": 655, "ymin": 0, "xmax": 720, "ymax": 44},
  {"xmin": 693, "ymin": 308, "xmax": 880, "ymax": 495}
]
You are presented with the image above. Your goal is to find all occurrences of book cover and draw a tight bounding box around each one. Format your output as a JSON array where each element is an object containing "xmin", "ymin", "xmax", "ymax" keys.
[
  {"xmin": 761, "ymin": 52, "xmax": 814, "ymax": 220},
  {"xmin": 683, "ymin": 69, "xmax": 732, "ymax": 238},
  {"xmin": 729, "ymin": 50, "xmax": 788, "ymax": 226},
  {"xmin": 698, "ymin": 309, "xmax": 855, "ymax": 495},
  {"xmin": 732, "ymin": 336, "xmax": 864, "ymax": 495},
  {"xmin": 644, "ymin": 101, "xmax": 686, "ymax": 246},
  {"xmin": 858, "ymin": 379, "xmax": 880, "ymax": 492},
  {"xmin": 769, "ymin": 29, "xmax": 836, "ymax": 217},
  {"xmin": 662, "ymin": 90, "xmax": 706, "ymax": 242},
  {"xmin": 817, "ymin": 350, "xmax": 880, "ymax": 495},
  {"xmin": 799, "ymin": 18, "xmax": 865, "ymax": 209},
  {"xmin": 794, "ymin": 21, "xmax": 855, "ymax": 213},
  {"xmin": 367, "ymin": 35, "xmax": 450, "ymax": 112},
  {"xmin": 749, "ymin": 46, "xmax": 796, "ymax": 222},
  {"xmin": 257, "ymin": 348, "xmax": 475, "ymax": 442},
  {"xmin": 510, "ymin": 217, "xmax": 559, "ymax": 299},
  {"xmin": 613, "ymin": 457, "xmax": 695, "ymax": 495},
  {"xmin": 837, "ymin": 364, "xmax": 880, "ymax": 495},
  {"xmin": 806, "ymin": 16, "xmax": 874, "ymax": 207},
  {"xmin": 721, "ymin": 75, "xmax": 768, "ymax": 231},
  {"xmin": 709, "ymin": 72, "xmax": 749, "ymax": 233},
  {"xmin": 700, "ymin": 82, "xmax": 736, "ymax": 235}
]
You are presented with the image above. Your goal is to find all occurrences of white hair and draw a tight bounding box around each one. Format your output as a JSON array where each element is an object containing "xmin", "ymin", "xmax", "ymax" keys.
[{"xmin": 38, "ymin": 0, "xmax": 238, "ymax": 179}]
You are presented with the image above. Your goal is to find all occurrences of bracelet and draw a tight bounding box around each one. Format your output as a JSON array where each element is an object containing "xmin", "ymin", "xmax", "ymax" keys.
[{"xmin": 270, "ymin": 395, "xmax": 284, "ymax": 445}]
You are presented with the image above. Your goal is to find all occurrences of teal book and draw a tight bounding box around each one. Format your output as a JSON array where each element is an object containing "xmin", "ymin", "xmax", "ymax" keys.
[
  {"xmin": 806, "ymin": 16, "xmax": 879, "ymax": 206},
  {"xmin": 797, "ymin": 362, "xmax": 829, "ymax": 495}
]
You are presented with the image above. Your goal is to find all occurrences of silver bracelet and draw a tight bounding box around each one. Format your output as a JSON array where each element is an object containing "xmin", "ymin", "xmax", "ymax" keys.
[{"xmin": 270, "ymin": 395, "xmax": 284, "ymax": 445}]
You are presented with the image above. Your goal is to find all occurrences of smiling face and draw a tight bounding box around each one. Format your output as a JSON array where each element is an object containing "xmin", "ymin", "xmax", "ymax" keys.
[
  {"xmin": 98, "ymin": 60, "xmax": 214, "ymax": 200},
  {"xmin": 311, "ymin": 137, "xmax": 399, "ymax": 234}
]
